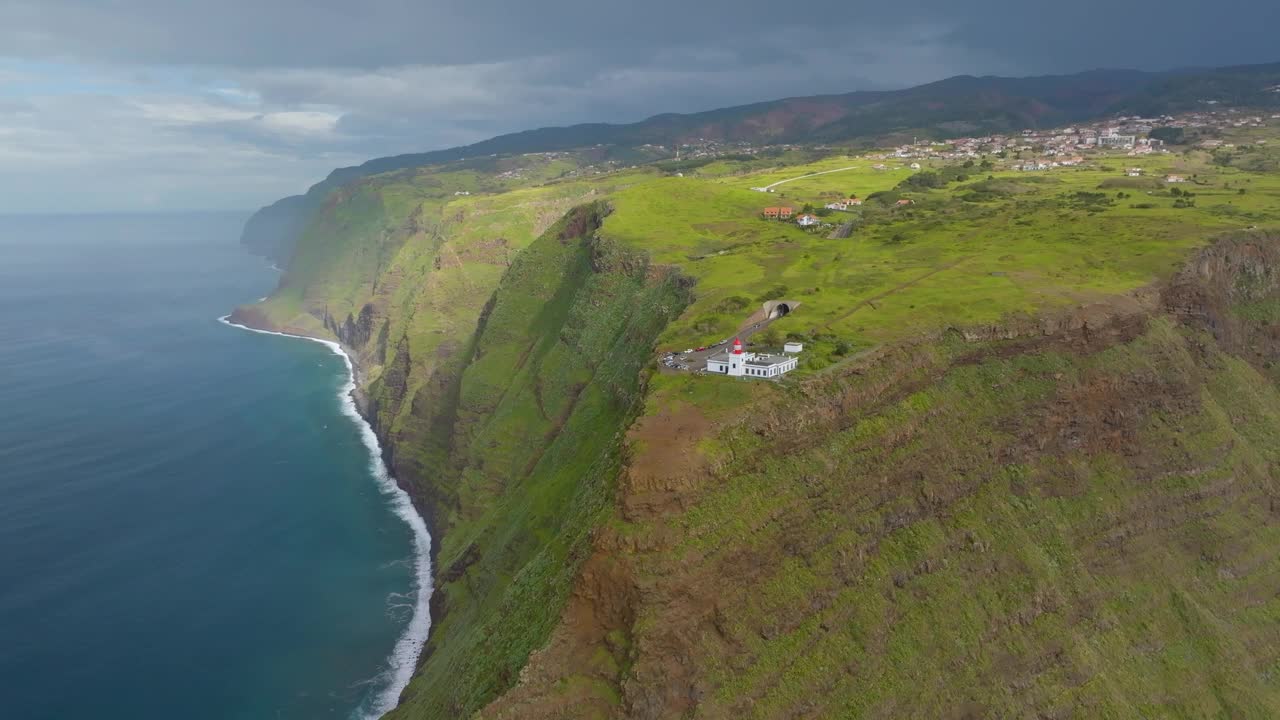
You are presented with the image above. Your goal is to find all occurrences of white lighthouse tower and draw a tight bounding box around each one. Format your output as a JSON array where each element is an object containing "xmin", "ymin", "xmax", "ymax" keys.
[{"xmin": 727, "ymin": 337, "xmax": 746, "ymax": 376}]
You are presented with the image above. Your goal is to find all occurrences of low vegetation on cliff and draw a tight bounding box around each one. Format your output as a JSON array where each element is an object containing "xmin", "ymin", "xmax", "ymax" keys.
[{"xmin": 237, "ymin": 115, "xmax": 1280, "ymax": 717}]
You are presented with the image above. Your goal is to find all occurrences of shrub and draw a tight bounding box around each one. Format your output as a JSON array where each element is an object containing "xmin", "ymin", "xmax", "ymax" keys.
[
  {"xmin": 757, "ymin": 284, "xmax": 789, "ymax": 301},
  {"xmin": 715, "ymin": 295, "xmax": 752, "ymax": 313}
]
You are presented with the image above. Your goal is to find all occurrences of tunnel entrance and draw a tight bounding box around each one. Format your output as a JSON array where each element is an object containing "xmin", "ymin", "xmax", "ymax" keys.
[{"xmin": 762, "ymin": 300, "xmax": 800, "ymax": 321}]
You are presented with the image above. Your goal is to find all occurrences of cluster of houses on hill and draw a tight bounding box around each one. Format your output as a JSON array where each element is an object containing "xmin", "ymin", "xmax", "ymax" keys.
[
  {"xmin": 880, "ymin": 109, "xmax": 1280, "ymax": 176},
  {"xmin": 825, "ymin": 198, "xmax": 863, "ymax": 211},
  {"xmin": 763, "ymin": 205, "xmax": 820, "ymax": 227},
  {"xmin": 763, "ymin": 201, "xmax": 859, "ymax": 227},
  {"xmin": 1125, "ymin": 168, "xmax": 1188, "ymax": 182},
  {"xmin": 762, "ymin": 195, "xmax": 909, "ymax": 227}
]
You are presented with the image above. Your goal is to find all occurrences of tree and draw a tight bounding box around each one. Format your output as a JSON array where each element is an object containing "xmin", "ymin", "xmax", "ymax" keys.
[
  {"xmin": 801, "ymin": 203, "xmax": 814, "ymax": 213},
  {"xmin": 815, "ymin": 207, "xmax": 832, "ymax": 217},
  {"xmin": 1149, "ymin": 126, "xmax": 1186, "ymax": 145}
]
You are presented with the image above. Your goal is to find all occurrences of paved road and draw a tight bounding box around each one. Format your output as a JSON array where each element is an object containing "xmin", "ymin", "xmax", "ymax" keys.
[
  {"xmin": 659, "ymin": 316, "xmax": 779, "ymax": 373},
  {"xmin": 762, "ymin": 165, "xmax": 860, "ymax": 191}
]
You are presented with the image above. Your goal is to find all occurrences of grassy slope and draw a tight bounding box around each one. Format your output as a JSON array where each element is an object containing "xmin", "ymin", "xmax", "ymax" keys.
[
  {"xmin": 468, "ymin": 129, "xmax": 1280, "ymax": 716},
  {"xmin": 245, "ymin": 120, "xmax": 1280, "ymax": 717},
  {"xmin": 600, "ymin": 139, "xmax": 1280, "ymax": 365},
  {"xmin": 616, "ymin": 314, "xmax": 1280, "ymax": 717},
  {"xmin": 386, "ymin": 204, "xmax": 693, "ymax": 718}
]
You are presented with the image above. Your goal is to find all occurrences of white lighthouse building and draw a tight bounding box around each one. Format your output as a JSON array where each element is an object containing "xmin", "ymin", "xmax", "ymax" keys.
[{"xmin": 706, "ymin": 338, "xmax": 797, "ymax": 379}]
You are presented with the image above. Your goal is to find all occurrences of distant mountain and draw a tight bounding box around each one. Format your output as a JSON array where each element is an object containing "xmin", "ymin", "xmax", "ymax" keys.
[
  {"xmin": 242, "ymin": 61, "xmax": 1280, "ymax": 261},
  {"xmin": 1113, "ymin": 61, "xmax": 1280, "ymax": 116}
]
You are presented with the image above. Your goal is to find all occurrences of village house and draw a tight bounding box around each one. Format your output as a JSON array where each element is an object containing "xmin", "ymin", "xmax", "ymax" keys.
[
  {"xmin": 896, "ymin": 199, "xmax": 914, "ymax": 206},
  {"xmin": 762, "ymin": 206, "xmax": 793, "ymax": 219},
  {"xmin": 1127, "ymin": 167, "xmax": 1143, "ymax": 177},
  {"xmin": 796, "ymin": 213, "xmax": 820, "ymax": 227},
  {"xmin": 1166, "ymin": 174, "xmax": 1187, "ymax": 183},
  {"xmin": 825, "ymin": 201, "xmax": 850, "ymax": 211},
  {"xmin": 706, "ymin": 338, "xmax": 798, "ymax": 379},
  {"xmin": 1098, "ymin": 133, "xmax": 1137, "ymax": 148}
]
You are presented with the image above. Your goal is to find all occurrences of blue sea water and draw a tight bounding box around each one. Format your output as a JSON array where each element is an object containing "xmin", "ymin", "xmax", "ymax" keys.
[{"xmin": 0, "ymin": 213, "xmax": 428, "ymax": 719}]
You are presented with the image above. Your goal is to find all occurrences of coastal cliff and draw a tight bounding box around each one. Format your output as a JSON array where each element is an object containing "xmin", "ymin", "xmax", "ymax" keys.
[
  {"xmin": 232, "ymin": 180, "xmax": 693, "ymax": 716},
  {"xmin": 480, "ymin": 233, "xmax": 1280, "ymax": 718},
  {"xmin": 236, "ymin": 116, "xmax": 1280, "ymax": 716}
]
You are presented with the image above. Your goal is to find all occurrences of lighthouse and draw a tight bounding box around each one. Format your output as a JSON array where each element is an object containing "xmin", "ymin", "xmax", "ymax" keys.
[
  {"xmin": 705, "ymin": 335, "xmax": 798, "ymax": 379},
  {"xmin": 728, "ymin": 337, "xmax": 745, "ymax": 376}
]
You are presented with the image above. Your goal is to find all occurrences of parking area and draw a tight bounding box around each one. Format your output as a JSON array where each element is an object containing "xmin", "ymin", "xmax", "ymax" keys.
[{"xmin": 658, "ymin": 317, "xmax": 778, "ymax": 373}]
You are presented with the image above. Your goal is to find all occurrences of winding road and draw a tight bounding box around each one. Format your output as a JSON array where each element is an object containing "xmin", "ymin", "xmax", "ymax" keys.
[{"xmin": 761, "ymin": 164, "xmax": 861, "ymax": 191}]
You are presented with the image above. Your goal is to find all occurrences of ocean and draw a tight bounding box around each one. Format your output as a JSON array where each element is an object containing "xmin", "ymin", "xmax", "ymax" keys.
[{"xmin": 0, "ymin": 212, "xmax": 429, "ymax": 719}]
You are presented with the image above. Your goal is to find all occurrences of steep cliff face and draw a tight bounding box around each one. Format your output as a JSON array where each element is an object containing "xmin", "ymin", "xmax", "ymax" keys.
[
  {"xmin": 237, "ymin": 125, "xmax": 1280, "ymax": 718},
  {"xmin": 476, "ymin": 233, "xmax": 1280, "ymax": 719},
  {"xmin": 380, "ymin": 203, "xmax": 693, "ymax": 718}
]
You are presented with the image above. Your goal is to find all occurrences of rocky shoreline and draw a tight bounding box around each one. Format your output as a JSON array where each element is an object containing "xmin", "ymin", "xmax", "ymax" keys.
[{"xmin": 222, "ymin": 303, "xmax": 440, "ymax": 708}]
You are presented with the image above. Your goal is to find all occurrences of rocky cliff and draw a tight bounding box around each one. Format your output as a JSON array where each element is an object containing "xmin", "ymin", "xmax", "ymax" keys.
[
  {"xmin": 235, "ymin": 119, "xmax": 1280, "ymax": 717},
  {"xmin": 474, "ymin": 232, "xmax": 1280, "ymax": 718}
]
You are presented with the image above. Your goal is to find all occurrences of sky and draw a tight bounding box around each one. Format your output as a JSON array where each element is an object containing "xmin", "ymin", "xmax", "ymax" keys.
[{"xmin": 1, "ymin": 0, "xmax": 1278, "ymax": 213}]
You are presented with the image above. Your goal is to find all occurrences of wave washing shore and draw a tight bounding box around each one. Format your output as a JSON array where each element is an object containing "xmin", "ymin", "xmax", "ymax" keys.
[{"xmin": 218, "ymin": 315, "xmax": 433, "ymax": 719}]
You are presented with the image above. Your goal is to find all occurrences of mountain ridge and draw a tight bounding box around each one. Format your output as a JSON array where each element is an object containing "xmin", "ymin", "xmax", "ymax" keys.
[{"xmin": 242, "ymin": 61, "xmax": 1280, "ymax": 261}]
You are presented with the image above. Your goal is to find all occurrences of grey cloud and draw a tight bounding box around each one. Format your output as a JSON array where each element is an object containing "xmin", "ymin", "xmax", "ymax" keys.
[{"xmin": 0, "ymin": 0, "xmax": 1275, "ymax": 213}]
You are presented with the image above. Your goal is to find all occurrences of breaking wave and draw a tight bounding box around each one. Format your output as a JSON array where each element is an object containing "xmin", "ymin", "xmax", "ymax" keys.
[{"xmin": 218, "ymin": 315, "xmax": 432, "ymax": 719}]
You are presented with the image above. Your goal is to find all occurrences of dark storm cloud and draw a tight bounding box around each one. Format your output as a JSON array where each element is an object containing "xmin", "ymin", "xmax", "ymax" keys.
[
  {"xmin": 2, "ymin": 0, "xmax": 901, "ymax": 68},
  {"xmin": 0, "ymin": 0, "xmax": 1276, "ymax": 212},
  {"xmin": 4, "ymin": 0, "xmax": 1277, "ymax": 72}
]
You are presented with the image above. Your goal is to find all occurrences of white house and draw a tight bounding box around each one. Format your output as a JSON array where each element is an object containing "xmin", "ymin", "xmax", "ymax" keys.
[
  {"xmin": 1166, "ymin": 174, "xmax": 1187, "ymax": 183},
  {"xmin": 1127, "ymin": 167, "xmax": 1143, "ymax": 177},
  {"xmin": 706, "ymin": 338, "xmax": 798, "ymax": 379},
  {"xmin": 783, "ymin": 341, "xmax": 804, "ymax": 354},
  {"xmin": 796, "ymin": 214, "xmax": 820, "ymax": 227}
]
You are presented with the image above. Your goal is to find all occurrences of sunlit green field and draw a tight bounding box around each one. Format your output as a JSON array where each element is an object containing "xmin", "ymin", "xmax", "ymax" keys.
[{"xmin": 601, "ymin": 131, "xmax": 1280, "ymax": 365}]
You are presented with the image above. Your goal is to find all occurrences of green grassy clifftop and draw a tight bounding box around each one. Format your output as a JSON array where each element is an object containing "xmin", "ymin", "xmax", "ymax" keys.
[
  {"xmin": 235, "ymin": 118, "xmax": 1280, "ymax": 718},
  {"xmin": 481, "ymin": 234, "xmax": 1280, "ymax": 718}
]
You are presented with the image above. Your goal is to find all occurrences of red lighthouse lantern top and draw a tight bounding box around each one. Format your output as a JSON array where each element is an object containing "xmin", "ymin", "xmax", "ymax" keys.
[{"xmin": 732, "ymin": 338, "xmax": 744, "ymax": 354}]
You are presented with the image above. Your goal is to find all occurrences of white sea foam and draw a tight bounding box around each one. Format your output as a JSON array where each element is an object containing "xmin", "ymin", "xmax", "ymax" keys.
[{"xmin": 218, "ymin": 315, "xmax": 433, "ymax": 719}]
